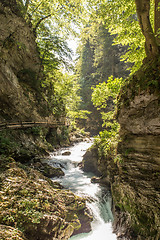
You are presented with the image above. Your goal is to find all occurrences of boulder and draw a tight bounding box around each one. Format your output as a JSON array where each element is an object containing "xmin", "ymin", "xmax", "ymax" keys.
[
  {"xmin": 32, "ymin": 161, "xmax": 65, "ymax": 178},
  {"xmin": 81, "ymin": 146, "xmax": 101, "ymax": 176},
  {"xmin": 62, "ymin": 151, "xmax": 71, "ymax": 156}
]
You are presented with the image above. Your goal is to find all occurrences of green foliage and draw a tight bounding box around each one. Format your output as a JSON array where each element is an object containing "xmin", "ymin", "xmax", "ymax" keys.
[
  {"xmin": 91, "ymin": 82, "xmax": 110, "ymax": 109},
  {"xmin": 94, "ymin": 129, "xmax": 119, "ymax": 160},
  {"xmin": 37, "ymin": 27, "xmax": 73, "ymax": 74},
  {"xmin": 92, "ymin": 0, "xmax": 156, "ymax": 72},
  {"xmin": 20, "ymin": 0, "xmax": 88, "ymax": 36},
  {"xmin": 41, "ymin": 71, "xmax": 89, "ymax": 126},
  {"xmin": 91, "ymin": 75, "xmax": 123, "ymax": 160},
  {"xmin": 91, "ymin": 75, "xmax": 123, "ymax": 128},
  {"xmin": 0, "ymin": 133, "xmax": 18, "ymax": 155},
  {"xmin": 76, "ymin": 21, "xmax": 129, "ymax": 132},
  {"xmin": 54, "ymin": 73, "xmax": 90, "ymax": 124},
  {"xmin": 24, "ymin": 126, "xmax": 42, "ymax": 136}
]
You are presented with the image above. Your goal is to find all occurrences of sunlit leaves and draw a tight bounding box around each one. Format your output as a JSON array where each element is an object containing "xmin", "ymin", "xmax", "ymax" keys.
[
  {"xmin": 91, "ymin": 75, "xmax": 123, "ymax": 131},
  {"xmin": 22, "ymin": 0, "xmax": 88, "ymax": 36},
  {"xmin": 91, "ymin": 82, "xmax": 109, "ymax": 109},
  {"xmin": 91, "ymin": 76, "xmax": 123, "ymax": 109},
  {"xmin": 95, "ymin": 0, "xmax": 146, "ymax": 73}
]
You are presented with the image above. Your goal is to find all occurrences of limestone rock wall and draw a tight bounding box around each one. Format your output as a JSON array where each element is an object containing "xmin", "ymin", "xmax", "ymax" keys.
[
  {"xmin": 0, "ymin": 2, "xmax": 53, "ymax": 122},
  {"xmin": 82, "ymin": 59, "xmax": 160, "ymax": 239},
  {"xmin": 113, "ymin": 60, "xmax": 160, "ymax": 239}
]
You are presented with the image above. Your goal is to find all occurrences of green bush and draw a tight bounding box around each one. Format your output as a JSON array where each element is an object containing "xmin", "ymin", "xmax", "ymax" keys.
[{"xmin": 0, "ymin": 135, "xmax": 17, "ymax": 154}]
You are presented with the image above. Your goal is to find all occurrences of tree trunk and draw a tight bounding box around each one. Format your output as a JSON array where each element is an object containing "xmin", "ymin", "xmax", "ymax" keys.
[
  {"xmin": 135, "ymin": 0, "xmax": 159, "ymax": 57},
  {"xmin": 155, "ymin": 0, "xmax": 160, "ymax": 45}
]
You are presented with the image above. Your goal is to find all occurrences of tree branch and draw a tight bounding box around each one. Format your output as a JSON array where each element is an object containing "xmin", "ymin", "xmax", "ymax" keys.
[
  {"xmin": 31, "ymin": 1, "xmax": 43, "ymax": 16},
  {"xmin": 24, "ymin": 0, "xmax": 30, "ymax": 14},
  {"xmin": 33, "ymin": 14, "xmax": 51, "ymax": 36}
]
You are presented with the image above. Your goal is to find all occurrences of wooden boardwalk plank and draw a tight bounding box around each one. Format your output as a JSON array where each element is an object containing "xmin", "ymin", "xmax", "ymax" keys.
[{"xmin": 0, "ymin": 121, "xmax": 68, "ymax": 131}]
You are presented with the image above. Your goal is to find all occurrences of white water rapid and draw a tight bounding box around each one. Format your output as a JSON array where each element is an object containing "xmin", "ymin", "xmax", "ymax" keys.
[{"xmin": 46, "ymin": 141, "xmax": 117, "ymax": 240}]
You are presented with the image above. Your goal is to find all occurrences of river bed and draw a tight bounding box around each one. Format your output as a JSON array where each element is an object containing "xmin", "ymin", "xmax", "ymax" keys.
[{"xmin": 45, "ymin": 141, "xmax": 117, "ymax": 240}]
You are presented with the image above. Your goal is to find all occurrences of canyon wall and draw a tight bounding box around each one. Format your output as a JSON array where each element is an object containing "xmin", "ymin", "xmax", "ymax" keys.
[
  {"xmin": 113, "ymin": 59, "xmax": 160, "ymax": 239},
  {"xmin": 0, "ymin": 1, "xmax": 53, "ymax": 122},
  {"xmin": 82, "ymin": 59, "xmax": 160, "ymax": 239}
]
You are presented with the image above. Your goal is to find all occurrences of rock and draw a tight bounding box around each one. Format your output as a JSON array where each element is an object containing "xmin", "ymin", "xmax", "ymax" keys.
[
  {"xmin": 0, "ymin": 225, "xmax": 27, "ymax": 240},
  {"xmin": 42, "ymin": 163, "xmax": 65, "ymax": 178},
  {"xmin": 81, "ymin": 146, "xmax": 101, "ymax": 176},
  {"xmin": 91, "ymin": 176, "xmax": 111, "ymax": 187},
  {"xmin": 77, "ymin": 161, "xmax": 83, "ymax": 168},
  {"xmin": 112, "ymin": 60, "xmax": 160, "ymax": 239},
  {"xmin": 91, "ymin": 176, "xmax": 101, "ymax": 183},
  {"xmin": 0, "ymin": 157, "xmax": 93, "ymax": 240},
  {"xmin": 72, "ymin": 208, "xmax": 93, "ymax": 236},
  {"xmin": 62, "ymin": 151, "xmax": 71, "ymax": 156},
  {"xmin": 87, "ymin": 60, "xmax": 160, "ymax": 240},
  {"xmin": 32, "ymin": 161, "xmax": 65, "ymax": 178},
  {"xmin": 0, "ymin": 1, "xmax": 43, "ymax": 122},
  {"xmin": 51, "ymin": 181, "xmax": 63, "ymax": 189},
  {"xmin": 70, "ymin": 135, "xmax": 83, "ymax": 143}
]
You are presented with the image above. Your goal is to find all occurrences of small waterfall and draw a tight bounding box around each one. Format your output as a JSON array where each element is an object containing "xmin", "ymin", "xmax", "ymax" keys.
[{"xmin": 47, "ymin": 141, "xmax": 117, "ymax": 240}]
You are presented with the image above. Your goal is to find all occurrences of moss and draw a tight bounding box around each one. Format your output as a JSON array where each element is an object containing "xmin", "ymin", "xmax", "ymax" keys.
[
  {"xmin": 0, "ymin": 225, "xmax": 27, "ymax": 240},
  {"xmin": 17, "ymin": 69, "xmax": 39, "ymax": 90},
  {"xmin": 0, "ymin": 156, "xmax": 16, "ymax": 174},
  {"xmin": 24, "ymin": 126, "xmax": 42, "ymax": 136},
  {"xmin": 3, "ymin": 35, "xmax": 15, "ymax": 49},
  {"xmin": 0, "ymin": 127, "xmax": 55, "ymax": 160},
  {"xmin": 112, "ymin": 182, "xmax": 159, "ymax": 238},
  {"xmin": 0, "ymin": 159, "xmax": 90, "ymax": 239},
  {"xmin": 0, "ymin": 131, "xmax": 19, "ymax": 155},
  {"xmin": 117, "ymin": 58, "xmax": 160, "ymax": 116}
]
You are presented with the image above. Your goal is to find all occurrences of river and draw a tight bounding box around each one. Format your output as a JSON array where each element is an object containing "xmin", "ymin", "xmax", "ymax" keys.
[{"xmin": 46, "ymin": 141, "xmax": 117, "ymax": 240}]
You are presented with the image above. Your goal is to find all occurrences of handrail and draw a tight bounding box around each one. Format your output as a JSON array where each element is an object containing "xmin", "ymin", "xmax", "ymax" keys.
[{"xmin": 0, "ymin": 120, "xmax": 69, "ymax": 130}]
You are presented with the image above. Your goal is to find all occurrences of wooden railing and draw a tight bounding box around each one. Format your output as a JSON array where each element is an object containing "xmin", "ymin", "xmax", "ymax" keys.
[{"xmin": 0, "ymin": 120, "xmax": 69, "ymax": 130}]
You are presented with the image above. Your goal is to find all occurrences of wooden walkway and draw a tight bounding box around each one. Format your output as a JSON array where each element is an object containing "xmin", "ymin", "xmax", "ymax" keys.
[{"xmin": 0, "ymin": 121, "xmax": 68, "ymax": 131}]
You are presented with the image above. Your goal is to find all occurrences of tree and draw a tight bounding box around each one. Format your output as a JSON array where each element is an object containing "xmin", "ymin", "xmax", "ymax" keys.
[
  {"xmin": 95, "ymin": 0, "xmax": 160, "ymax": 72},
  {"xmin": 17, "ymin": 0, "xmax": 87, "ymax": 36},
  {"xmin": 76, "ymin": 21, "xmax": 129, "ymax": 133},
  {"xmin": 135, "ymin": 0, "xmax": 160, "ymax": 57}
]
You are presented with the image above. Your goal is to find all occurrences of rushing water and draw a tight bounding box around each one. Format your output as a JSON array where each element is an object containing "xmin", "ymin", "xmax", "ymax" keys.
[{"xmin": 45, "ymin": 141, "xmax": 117, "ymax": 240}]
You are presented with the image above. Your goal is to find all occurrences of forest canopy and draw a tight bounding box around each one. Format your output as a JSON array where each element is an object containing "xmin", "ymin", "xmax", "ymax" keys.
[
  {"xmin": 13, "ymin": 0, "xmax": 160, "ymax": 127},
  {"xmin": 16, "ymin": 0, "xmax": 160, "ymax": 71}
]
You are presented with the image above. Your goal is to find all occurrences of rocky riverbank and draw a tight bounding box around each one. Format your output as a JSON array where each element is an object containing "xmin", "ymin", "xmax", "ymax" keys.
[{"xmin": 0, "ymin": 154, "xmax": 92, "ymax": 240}]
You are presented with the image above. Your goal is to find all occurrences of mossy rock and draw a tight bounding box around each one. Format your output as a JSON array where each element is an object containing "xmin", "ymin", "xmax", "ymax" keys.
[
  {"xmin": 0, "ymin": 225, "xmax": 27, "ymax": 240},
  {"xmin": 0, "ymin": 158, "xmax": 92, "ymax": 239},
  {"xmin": 17, "ymin": 69, "xmax": 39, "ymax": 90},
  {"xmin": 32, "ymin": 161, "xmax": 65, "ymax": 178}
]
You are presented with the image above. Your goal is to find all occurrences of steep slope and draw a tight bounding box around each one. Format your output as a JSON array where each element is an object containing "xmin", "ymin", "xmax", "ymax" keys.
[
  {"xmin": 0, "ymin": 1, "xmax": 54, "ymax": 122},
  {"xmin": 0, "ymin": 156, "xmax": 92, "ymax": 240},
  {"xmin": 0, "ymin": 1, "xmax": 68, "ymax": 159},
  {"xmin": 113, "ymin": 59, "xmax": 160, "ymax": 239}
]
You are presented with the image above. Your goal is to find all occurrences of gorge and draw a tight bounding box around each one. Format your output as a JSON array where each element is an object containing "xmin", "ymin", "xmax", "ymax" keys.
[{"xmin": 0, "ymin": 0, "xmax": 160, "ymax": 240}]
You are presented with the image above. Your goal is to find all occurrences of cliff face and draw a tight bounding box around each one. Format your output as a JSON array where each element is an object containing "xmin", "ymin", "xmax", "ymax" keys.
[
  {"xmin": 113, "ymin": 59, "xmax": 160, "ymax": 239},
  {"xmin": 0, "ymin": 1, "xmax": 67, "ymax": 158},
  {"xmin": 0, "ymin": 2, "xmax": 52, "ymax": 122},
  {"xmin": 82, "ymin": 59, "xmax": 160, "ymax": 239}
]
